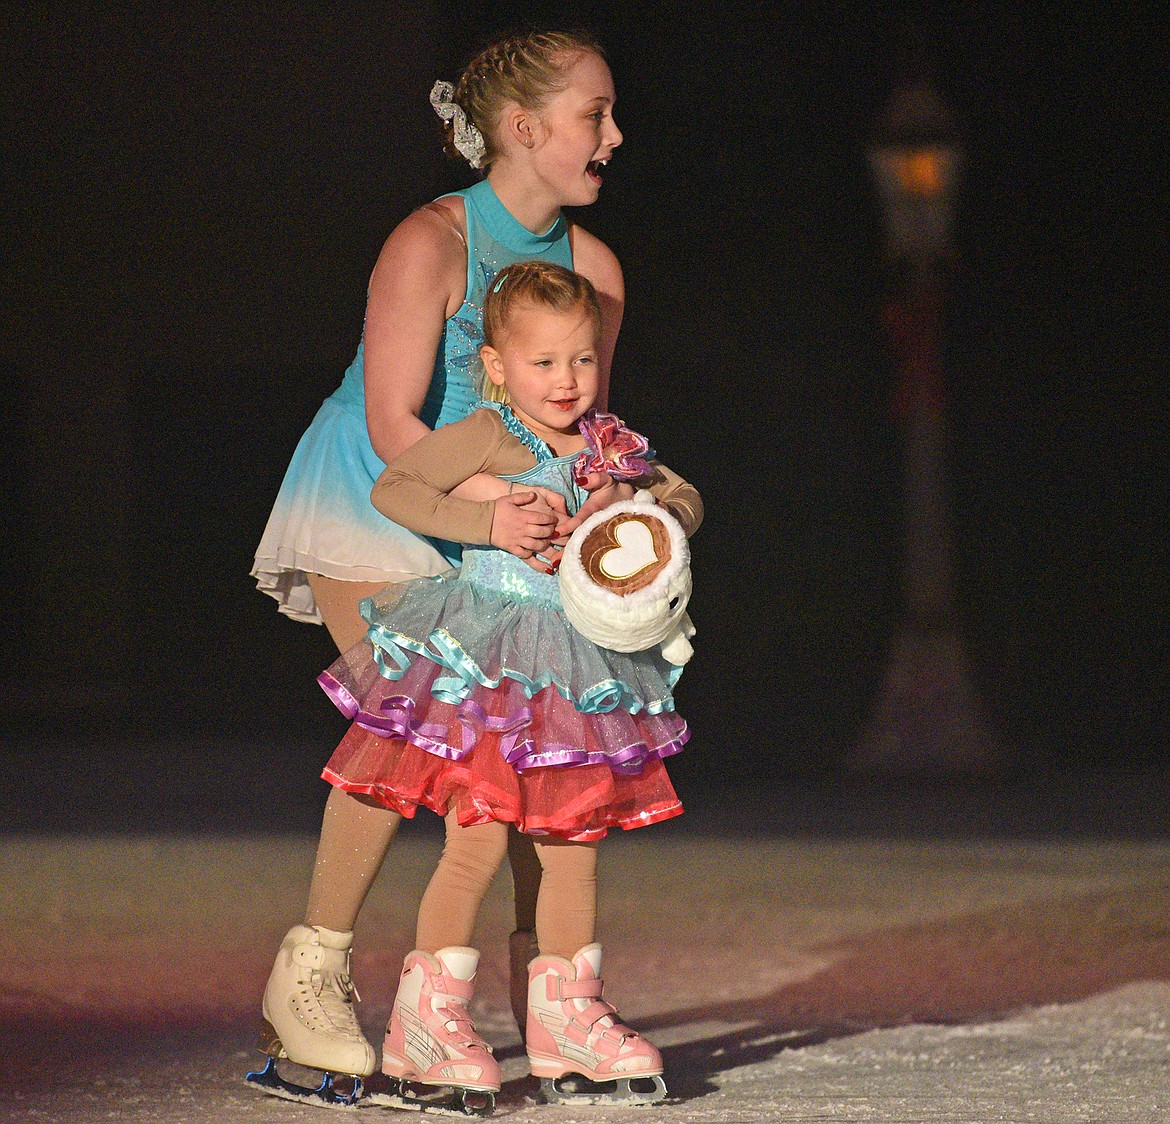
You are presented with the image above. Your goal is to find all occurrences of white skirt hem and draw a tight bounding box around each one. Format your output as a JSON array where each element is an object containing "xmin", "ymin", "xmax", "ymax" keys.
[{"xmin": 252, "ymin": 549, "xmax": 452, "ymax": 625}]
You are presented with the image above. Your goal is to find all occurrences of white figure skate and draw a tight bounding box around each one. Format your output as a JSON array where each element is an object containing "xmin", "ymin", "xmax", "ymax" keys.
[
  {"xmin": 526, "ymin": 943, "xmax": 667, "ymax": 1105},
  {"xmin": 372, "ymin": 946, "xmax": 500, "ymax": 1117},
  {"xmin": 246, "ymin": 924, "xmax": 377, "ymax": 1106}
]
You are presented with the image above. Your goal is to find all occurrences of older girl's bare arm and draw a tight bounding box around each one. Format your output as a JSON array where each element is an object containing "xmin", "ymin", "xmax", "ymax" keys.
[
  {"xmin": 568, "ymin": 225, "xmax": 624, "ymax": 409},
  {"xmin": 362, "ymin": 201, "xmax": 467, "ymax": 465},
  {"xmin": 362, "ymin": 202, "xmax": 565, "ymax": 525}
]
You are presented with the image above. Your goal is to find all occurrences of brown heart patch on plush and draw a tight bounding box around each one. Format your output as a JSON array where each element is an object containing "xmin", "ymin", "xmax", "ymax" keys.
[{"xmin": 579, "ymin": 513, "xmax": 672, "ymax": 595}]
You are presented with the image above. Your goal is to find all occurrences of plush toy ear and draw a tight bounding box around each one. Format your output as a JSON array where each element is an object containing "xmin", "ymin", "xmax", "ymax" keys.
[
  {"xmin": 558, "ymin": 494, "xmax": 693, "ymax": 662},
  {"xmin": 659, "ymin": 615, "xmax": 696, "ymax": 666}
]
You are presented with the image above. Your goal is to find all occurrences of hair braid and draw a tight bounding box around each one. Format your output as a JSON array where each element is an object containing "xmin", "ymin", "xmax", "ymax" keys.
[{"xmin": 440, "ymin": 30, "xmax": 604, "ymax": 170}]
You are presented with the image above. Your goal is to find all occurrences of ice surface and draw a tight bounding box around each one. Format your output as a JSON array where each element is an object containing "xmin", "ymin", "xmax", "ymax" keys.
[{"xmin": 2, "ymin": 831, "xmax": 1169, "ymax": 1122}]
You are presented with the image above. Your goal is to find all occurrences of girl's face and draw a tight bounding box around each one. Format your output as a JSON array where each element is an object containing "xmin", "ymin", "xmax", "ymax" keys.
[
  {"xmin": 481, "ymin": 302, "xmax": 601, "ymax": 445},
  {"xmin": 528, "ymin": 52, "xmax": 622, "ymax": 207}
]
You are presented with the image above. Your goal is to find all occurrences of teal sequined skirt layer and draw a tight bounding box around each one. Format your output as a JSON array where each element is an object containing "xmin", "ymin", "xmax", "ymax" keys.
[{"xmin": 318, "ymin": 573, "xmax": 688, "ymax": 776}]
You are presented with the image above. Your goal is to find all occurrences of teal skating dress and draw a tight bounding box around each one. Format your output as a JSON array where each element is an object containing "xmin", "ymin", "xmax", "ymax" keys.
[
  {"xmin": 251, "ymin": 181, "xmax": 574, "ymax": 623},
  {"xmin": 317, "ymin": 406, "xmax": 688, "ymax": 842}
]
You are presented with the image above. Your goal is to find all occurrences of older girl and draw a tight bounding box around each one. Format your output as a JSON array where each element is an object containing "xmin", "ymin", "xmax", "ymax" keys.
[{"xmin": 250, "ymin": 30, "xmax": 632, "ymax": 1104}]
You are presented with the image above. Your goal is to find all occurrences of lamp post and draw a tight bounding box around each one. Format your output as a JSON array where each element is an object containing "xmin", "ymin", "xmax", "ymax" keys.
[{"xmin": 852, "ymin": 82, "xmax": 1001, "ymax": 775}]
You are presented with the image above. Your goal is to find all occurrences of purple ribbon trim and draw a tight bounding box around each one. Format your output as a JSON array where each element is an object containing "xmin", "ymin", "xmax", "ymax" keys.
[
  {"xmin": 318, "ymin": 672, "xmax": 360, "ymax": 719},
  {"xmin": 456, "ymin": 698, "xmax": 533, "ymax": 758},
  {"xmin": 319, "ymin": 669, "xmax": 689, "ymax": 777},
  {"xmin": 505, "ymin": 722, "xmax": 690, "ymax": 775}
]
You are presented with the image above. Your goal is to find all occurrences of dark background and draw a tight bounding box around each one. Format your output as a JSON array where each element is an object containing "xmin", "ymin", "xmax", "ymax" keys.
[{"xmin": 3, "ymin": 3, "xmax": 1167, "ymax": 830}]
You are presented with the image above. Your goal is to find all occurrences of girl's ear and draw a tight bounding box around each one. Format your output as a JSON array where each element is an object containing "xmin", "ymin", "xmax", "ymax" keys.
[
  {"xmin": 502, "ymin": 103, "xmax": 537, "ymax": 151},
  {"xmin": 480, "ymin": 344, "xmax": 507, "ymax": 387}
]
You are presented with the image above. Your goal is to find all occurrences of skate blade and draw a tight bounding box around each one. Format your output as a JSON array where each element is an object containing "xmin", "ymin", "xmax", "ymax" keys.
[
  {"xmin": 367, "ymin": 1077, "xmax": 496, "ymax": 1117},
  {"xmin": 538, "ymin": 1072, "xmax": 668, "ymax": 1107},
  {"xmin": 246, "ymin": 1055, "xmax": 365, "ymax": 1108}
]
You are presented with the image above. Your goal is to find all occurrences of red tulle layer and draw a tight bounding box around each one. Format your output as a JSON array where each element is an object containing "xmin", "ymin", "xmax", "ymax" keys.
[{"xmin": 322, "ymin": 721, "xmax": 683, "ymax": 842}]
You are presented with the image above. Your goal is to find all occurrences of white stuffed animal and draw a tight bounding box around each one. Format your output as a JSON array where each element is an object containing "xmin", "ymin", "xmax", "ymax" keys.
[{"xmin": 558, "ymin": 490, "xmax": 695, "ymax": 665}]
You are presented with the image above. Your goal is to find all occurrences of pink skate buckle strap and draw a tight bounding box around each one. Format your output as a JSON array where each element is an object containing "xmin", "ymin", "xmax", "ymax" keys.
[
  {"xmin": 575, "ymin": 1000, "xmax": 621, "ymax": 1034},
  {"xmin": 547, "ymin": 975, "xmax": 604, "ymax": 1001},
  {"xmin": 433, "ymin": 975, "xmax": 474, "ymax": 1001}
]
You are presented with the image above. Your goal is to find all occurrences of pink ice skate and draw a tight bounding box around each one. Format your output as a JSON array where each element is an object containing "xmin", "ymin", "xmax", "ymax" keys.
[
  {"xmin": 526, "ymin": 943, "xmax": 667, "ymax": 1106},
  {"xmin": 375, "ymin": 946, "xmax": 500, "ymax": 1117}
]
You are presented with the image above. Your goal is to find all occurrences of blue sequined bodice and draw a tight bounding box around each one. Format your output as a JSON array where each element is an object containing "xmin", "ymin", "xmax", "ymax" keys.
[
  {"xmin": 422, "ymin": 182, "xmax": 572, "ymax": 431},
  {"xmin": 321, "ymin": 183, "xmax": 574, "ymax": 565},
  {"xmin": 325, "ymin": 179, "xmax": 573, "ymax": 441},
  {"xmin": 458, "ymin": 409, "xmax": 586, "ymax": 610}
]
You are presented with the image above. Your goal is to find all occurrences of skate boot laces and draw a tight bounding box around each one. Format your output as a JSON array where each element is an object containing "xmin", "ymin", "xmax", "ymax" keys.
[{"xmin": 290, "ymin": 947, "xmax": 366, "ymax": 1043}]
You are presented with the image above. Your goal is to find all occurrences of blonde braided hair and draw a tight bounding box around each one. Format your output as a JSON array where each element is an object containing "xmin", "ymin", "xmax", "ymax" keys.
[{"xmin": 442, "ymin": 30, "xmax": 604, "ymax": 171}]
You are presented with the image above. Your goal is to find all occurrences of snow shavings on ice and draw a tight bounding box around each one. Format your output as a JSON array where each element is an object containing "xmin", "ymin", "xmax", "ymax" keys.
[{"xmin": 2, "ymin": 832, "xmax": 1169, "ymax": 1122}]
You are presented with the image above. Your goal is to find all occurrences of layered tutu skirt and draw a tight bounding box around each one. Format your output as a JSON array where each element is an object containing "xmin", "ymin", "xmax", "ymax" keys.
[{"xmin": 318, "ymin": 573, "xmax": 688, "ymax": 841}]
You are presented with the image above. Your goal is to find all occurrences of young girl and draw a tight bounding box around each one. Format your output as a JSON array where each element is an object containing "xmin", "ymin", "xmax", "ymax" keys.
[
  {"xmin": 249, "ymin": 30, "xmax": 636, "ymax": 1102},
  {"xmin": 317, "ymin": 261, "xmax": 702, "ymax": 1112}
]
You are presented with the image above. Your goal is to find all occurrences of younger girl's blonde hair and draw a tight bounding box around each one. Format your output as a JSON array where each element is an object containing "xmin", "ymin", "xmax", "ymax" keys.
[
  {"xmin": 444, "ymin": 30, "xmax": 604, "ymax": 170},
  {"xmin": 478, "ymin": 261, "xmax": 602, "ymax": 403}
]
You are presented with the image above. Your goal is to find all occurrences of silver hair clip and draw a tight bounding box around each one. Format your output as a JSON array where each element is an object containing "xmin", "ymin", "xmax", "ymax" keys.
[{"xmin": 430, "ymin": 80, "xmax": 487, "ymax": 169}]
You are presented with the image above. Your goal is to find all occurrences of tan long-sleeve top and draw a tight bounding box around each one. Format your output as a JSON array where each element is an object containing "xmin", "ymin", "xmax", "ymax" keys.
[{"xmin": 371, "ymin": 408, "xmax": 703, "ymax": 545}]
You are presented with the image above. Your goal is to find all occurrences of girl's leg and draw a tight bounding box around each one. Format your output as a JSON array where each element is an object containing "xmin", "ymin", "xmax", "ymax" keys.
[
  {"xmin": 302, "ymin": 574, "xmax": 404, "ymax": 930},
  {"xmin": 524, "ymin": 838, "xmax": 664, "ymax": 1102},
  {"xmin": 415, "ymin": 812, "xmax": 509, "ymax": 951},
  {"xmin": 304, "ymin": 787, "xmax": 401, "ymax": 930},
  {"xmin": 532, "ymin": 838, "xmax": 598, "ymax": 957},
  {"xmin": 382, "ymin": 812, "xmax": 507, "ymax": 1096},
  {"xmin": 254, "ymin": 576, "xmax": 399, "ymax": 1091},
  {"xmin": 307, "ymin": 573, "xmax": 388, "ymax": 652}
]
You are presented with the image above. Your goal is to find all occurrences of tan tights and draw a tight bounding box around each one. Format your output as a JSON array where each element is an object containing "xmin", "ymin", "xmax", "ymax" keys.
[
  {"xmin": 416, "ymin": 812, "xmax": 598, "ymax": 959},
  {"xmin": 301, "ymin": 573, "xmax": 543, "ymax": 934}
]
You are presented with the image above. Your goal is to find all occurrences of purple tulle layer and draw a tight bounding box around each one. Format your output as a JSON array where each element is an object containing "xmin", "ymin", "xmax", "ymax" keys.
[{"xmin": 319, "ymin": 648, "xmax": 688, "ymax": 777}]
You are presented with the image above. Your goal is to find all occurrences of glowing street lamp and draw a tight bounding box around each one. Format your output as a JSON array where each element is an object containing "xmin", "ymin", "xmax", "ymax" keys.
[
  {"xmin": 868, "ymin": 86, "xmax": 962, "ymax": 273},
  {"xmin": 852, "ymin": 82, "xmax": 1001, "ymax": 774}
]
